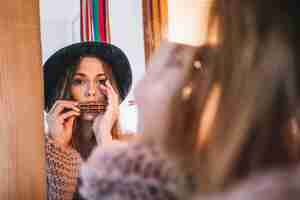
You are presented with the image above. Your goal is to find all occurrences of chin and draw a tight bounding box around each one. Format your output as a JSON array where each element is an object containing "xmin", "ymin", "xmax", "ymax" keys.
[{"xmin": 80, "ymin": 113, "xmax": 100, "ymax": 121}]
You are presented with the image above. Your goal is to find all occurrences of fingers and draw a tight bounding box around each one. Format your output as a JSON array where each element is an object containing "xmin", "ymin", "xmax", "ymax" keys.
[
  {"xmin": 49, "ymin": 100, "xmax": 79, "ymax": 116},
  {"xmin": 146, "ymin": 42, "xmax": 175, "ymax": 75},
  {"xmin": 98, "ymin": 84, "xmax": 108, "ymax": 96},
  {"xmin": 135, "ymin": 44, "xmax": 197, "ymax": 104},
  {"xmin": 55, "ymin": 116, "xmax": 76, "ymax": 148},
  {"xmin": 97, "ymin": 81, "xmax": 119, "ymax": 127},
  {"xmin": 65, "ymin": 116, "xmax": 76, "ymax": 133},
  {"xmin": 106, "ymin": 82, "xmax": 118, "ymax": 99},
  {"xmin": 147, "ymin": 43, "xmax": 198, "ymax": 83},
  {"xmin": 58, "ymin": 111, "xmax": 80, "ymax": 124},
  {"xmin": 161, "ymin": 45, "xmax": 197, "ymax": 88},
  {"xmin": 99, "ymin": 81, "xmax": 119, "ymax": 105}
]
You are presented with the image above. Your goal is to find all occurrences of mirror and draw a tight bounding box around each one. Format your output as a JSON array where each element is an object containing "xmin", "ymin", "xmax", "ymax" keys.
[
  {"xmin": 40, "ymin": 0, "xmax": 146, "ymax": 133},
  {"xmin": 40, "ymin": 1, "xmax": 149, "ymax": 198},
  {"xmin": 39, "ymin": 0, "xmax": 212, "ymax": 198}
]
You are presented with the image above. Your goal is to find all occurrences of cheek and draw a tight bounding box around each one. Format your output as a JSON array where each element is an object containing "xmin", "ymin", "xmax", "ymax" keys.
[{"xmin": 70, "ymin": 86, "xmax": 83, "ymax": 100}]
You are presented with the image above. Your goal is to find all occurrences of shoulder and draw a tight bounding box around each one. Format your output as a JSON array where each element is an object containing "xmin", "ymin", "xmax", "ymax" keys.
[{"xmin": 79, "ymin": 141, "xmax": 180, "ymax": 200}]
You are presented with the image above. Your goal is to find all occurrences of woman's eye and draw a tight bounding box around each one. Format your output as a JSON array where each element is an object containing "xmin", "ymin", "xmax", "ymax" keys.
[
  {"xmin": 96, "ymin": 79, "xmax": 107, "ymax": 85},
  {"xmin": 72, "ymin": 79, "xmax": 85, "ymax": 85}
]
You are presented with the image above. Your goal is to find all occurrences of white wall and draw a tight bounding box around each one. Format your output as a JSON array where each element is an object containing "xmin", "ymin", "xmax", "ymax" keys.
[
  {"xmin": 39, "ymin": 0, "xmax": 81, "ymax": 62},
  {"xmin": 109, "ymin": 0, "xmax": 145, "ymax": 132},
  {"xmin": 110, "ymin": 0, "xmax": 145, "ymax": 85},
  {"xmin": 40, "ymin": 21, "xmax": 76, "ymax": 62},
  {"xmin": 40, "ymin": 0, "xmax": 145, "ymax": 133}
]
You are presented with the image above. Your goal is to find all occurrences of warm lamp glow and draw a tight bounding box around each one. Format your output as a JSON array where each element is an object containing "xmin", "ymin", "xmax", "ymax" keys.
[{"xmin": 167, "ymin": 0, "xmax": 213, "ymax": 46}]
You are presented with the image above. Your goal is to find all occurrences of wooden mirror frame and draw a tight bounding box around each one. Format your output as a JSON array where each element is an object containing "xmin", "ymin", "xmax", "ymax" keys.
[{"xmin": 0, "ymin": 0, "xmax": 46, "ymax": 199}]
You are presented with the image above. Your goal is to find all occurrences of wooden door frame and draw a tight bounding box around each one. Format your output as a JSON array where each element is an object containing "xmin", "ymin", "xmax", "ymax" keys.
[{"xmin": 0, "ymin": 0, "xmax": 46, "ymax": 199}]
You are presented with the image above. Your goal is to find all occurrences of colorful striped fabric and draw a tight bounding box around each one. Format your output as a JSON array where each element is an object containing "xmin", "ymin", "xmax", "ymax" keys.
[{"xmin": 80, "ymin": 0, "xmax": 111, "ymax": 42}]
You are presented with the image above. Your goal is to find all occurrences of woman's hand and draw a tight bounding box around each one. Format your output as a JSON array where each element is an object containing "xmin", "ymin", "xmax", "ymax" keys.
[
  {"xmin": 93, "ymin": 81, "xmax": 119, "ymax": 145},
  {"xmin": 47, "ymin": 100, "xmax": 80, "ymax": 148},
  {"xmin": 134, "ymin": 43, "xmax": 197, "ymax": 136}
]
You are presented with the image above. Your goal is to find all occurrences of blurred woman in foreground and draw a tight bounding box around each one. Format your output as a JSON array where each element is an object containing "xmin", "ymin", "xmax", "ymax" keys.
[{"xmin": 80, "ymin": 0, "xmax": 300, "ymax": 199}]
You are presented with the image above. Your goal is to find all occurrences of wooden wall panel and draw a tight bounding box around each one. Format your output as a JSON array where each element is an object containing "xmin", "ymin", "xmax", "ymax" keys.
[{"xmin": 0, "ymin": 1, "xmax": 46, "ymax": 200}]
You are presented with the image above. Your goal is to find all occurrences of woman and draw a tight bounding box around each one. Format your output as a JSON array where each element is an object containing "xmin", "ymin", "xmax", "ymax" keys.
[
  {"xmin": 80, "ymin": 0, "xmax": 300, "ymax": 200},
  {"xmin": 44, "ymin": 41, "xmax": 133, "ymax": 199}
]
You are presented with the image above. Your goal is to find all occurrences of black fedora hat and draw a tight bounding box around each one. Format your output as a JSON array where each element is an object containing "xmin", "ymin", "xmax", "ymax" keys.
[{"xmin": 43, "ymin": 41, "xmax": 132, "ymax": 111}]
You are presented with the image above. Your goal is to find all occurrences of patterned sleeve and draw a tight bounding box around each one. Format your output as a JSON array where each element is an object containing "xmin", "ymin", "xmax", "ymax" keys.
[
  {"xmin": 79, "ymin": 142, "xmax": 179, "ymax": 200},
  {"xmin": 45, "ymin": 136, "xmax": 82, "ymax": 200}
]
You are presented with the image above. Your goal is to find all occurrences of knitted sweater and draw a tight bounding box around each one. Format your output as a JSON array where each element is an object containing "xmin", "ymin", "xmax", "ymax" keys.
[
  {"xmin": 45, "ymin": 137, "xmax": 82, "ymax": 200},
  {"xmin": 79, "ymin": 141, "xmax": 191, "ymax": 200}
]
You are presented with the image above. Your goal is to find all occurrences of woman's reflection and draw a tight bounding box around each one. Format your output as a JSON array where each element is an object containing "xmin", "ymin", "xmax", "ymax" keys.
[{"xmin": 44, "ymin": 41, "xmax": 133, "ymax": 199}]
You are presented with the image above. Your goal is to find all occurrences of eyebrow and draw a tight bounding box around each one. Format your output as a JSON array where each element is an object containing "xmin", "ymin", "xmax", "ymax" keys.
[
  {"xmin": 96, "ymin": 73, "xmax": 107, "ymax": 78},
  {"xmin": 73, "ymin": 73, "xmax": 106, "ymax": 78}
]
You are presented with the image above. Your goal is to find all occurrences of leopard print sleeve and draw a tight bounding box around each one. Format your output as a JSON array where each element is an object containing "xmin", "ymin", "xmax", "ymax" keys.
[{"xmin": 45, "ymin": 136, "xmax": 82, "ymax": 200}]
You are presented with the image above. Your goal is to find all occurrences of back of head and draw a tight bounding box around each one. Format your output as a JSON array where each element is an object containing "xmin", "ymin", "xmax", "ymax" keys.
[
  {"xmin": 139, "ymin": 0, "xmax": 300, "ymax": 196},
  {"xmin": 198, "ymin": 0, "xmax": 300, "ymax": 191}
]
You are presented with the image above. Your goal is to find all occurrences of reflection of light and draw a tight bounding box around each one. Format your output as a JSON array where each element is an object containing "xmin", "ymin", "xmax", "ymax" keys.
[{"xmin": 167, "ymin": 0, "xmax": 213, "ymax": 46}]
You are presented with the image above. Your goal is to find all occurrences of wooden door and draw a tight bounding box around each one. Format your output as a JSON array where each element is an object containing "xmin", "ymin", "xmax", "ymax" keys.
[{"xmin": 0, "ymin": 0, "xmax": 46, "ymax": 199}]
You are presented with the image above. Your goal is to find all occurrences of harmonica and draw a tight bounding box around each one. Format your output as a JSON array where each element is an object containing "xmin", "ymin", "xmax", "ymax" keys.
[{"xmin": 78, "ymin": 102, "xmax": 107, "ymax": 114}]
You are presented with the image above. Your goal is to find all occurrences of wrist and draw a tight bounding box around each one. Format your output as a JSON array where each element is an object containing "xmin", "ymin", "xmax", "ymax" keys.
[
  {"xmin": 50, "ymin": 134, "xmax": 71, "ymax": 149},
  {"xmin": 56, "ymin": 140, "xmax": 72, "ymax": 149}
]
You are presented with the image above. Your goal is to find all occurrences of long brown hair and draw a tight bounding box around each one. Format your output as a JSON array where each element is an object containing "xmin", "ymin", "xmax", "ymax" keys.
[{"xmin": 199, "ymin": 0, "xmax": 300, "ymax": 190}]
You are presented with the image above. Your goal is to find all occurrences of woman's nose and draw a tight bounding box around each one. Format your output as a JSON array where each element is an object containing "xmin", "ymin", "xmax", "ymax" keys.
[
  {"xmin": 86, "ymin": 83, "xmax": 97, "ymax": 97},
  {"xmin": 87, "ymin": 89, "xmax": 96, "ymax": 97}
]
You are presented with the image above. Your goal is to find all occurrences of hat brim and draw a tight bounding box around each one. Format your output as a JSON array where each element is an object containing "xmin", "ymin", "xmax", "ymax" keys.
[{"xmin": 43, "ymin": 41, "xmax": 132, "ymax": 110}]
